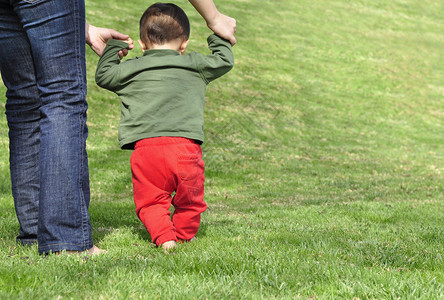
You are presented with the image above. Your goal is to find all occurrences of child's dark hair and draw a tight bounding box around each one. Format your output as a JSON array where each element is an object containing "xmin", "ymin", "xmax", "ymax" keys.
[{"xmin": 140, "ymin": 3, "xmax": 190, "ymax": 45}]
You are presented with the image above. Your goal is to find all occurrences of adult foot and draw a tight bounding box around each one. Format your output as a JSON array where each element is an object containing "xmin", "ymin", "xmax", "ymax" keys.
[
  {"xmin": 87, "ymin": 245, "xmax": 107, "ymax": 255},
  {"xmin": 57, "ymin": 245, "xmax": 106, "ymax": 256}
]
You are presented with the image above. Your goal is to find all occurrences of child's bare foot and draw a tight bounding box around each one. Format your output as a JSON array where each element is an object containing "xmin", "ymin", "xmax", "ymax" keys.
[
  {"xmin": 178, "ymin": 237, "xmax": 198, "ymax": 244},
  {"xmin": 162, "ymin": 240, "xmax": 177, "ymax": 251}
]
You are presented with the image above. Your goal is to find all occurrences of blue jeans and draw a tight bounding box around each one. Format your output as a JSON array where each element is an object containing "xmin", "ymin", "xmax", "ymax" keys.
[{"xmin": 0, "ymin": 0, "xmax": 93, "ymax": 254}]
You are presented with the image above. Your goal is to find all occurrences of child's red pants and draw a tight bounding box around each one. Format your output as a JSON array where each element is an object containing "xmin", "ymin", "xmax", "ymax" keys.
[{"xmin": 131, "ymin": 137, "xmax": 207, "ymax": 246}]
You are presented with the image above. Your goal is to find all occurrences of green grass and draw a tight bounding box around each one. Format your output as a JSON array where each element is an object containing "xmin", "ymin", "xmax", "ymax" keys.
[{"xmin": 1, "ymin": 0, "xmax": 444, "ymax": 298}]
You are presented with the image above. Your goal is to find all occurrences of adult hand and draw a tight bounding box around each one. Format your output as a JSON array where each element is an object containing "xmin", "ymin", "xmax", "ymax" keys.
[
  {"xmin": 188, "ymin": 0, "xmax": 236, "ymax": 46},
  {"xmin": 207, "ymin": 12, "xmax": 237, "ymax": 46},
  {"xmin": 86, "ymin": 23, "xmax": 134, "ymax": 58}
]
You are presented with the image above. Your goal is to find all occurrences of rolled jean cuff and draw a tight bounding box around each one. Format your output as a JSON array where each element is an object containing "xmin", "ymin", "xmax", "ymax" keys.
[
  {"xmin": 17, "ymin": 238, "xmax": 38, "ymax": 246},
  {"xmin": 38, "ymin": 242, "xmax": 93, "ymax": 255}
]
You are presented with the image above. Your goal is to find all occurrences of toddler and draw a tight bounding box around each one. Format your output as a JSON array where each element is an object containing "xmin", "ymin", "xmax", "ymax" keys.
[{"xmin": 95, "ymin": 2, "xmax": 234, "ymax": 250}]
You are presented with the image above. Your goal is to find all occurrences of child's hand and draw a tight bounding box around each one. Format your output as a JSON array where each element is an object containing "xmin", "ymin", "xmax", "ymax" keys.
[
  {"xmin": 122, "ymin": 38, "xmax": 133, "ymax": 44},
  {"xmin": 119, "ymin": 38, "xmax": 134, "ymax": 58}
]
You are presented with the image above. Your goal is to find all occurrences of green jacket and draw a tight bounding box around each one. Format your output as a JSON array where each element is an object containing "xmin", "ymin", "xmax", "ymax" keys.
[{"xmin": 95, "ymin": 34, "xmax": 234, "ymax": 149}]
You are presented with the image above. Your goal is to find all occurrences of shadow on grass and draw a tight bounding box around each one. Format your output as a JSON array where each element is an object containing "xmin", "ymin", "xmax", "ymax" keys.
[{"xmin": 89, "ymin": 197, "xmax": 221, "ymax": 245}]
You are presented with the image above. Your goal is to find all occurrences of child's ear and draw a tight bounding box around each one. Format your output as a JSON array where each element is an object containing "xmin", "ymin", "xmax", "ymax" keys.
[
  {"xmin": 138, "ymin": 40, "xmax": 147, "ymax": 51},
  {"xmin": 178, "ymin": 39, "xmax": 189, "ymax": 55}
]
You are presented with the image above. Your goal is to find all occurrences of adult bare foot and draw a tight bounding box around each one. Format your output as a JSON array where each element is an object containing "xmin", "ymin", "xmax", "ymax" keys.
[
  {"xmin": 87, "ymin": 245, "xmax": 107, "ymax": 255},
  {"xmin": 56, "ymin": 245, "xmax": 106, "ymax": 256}
]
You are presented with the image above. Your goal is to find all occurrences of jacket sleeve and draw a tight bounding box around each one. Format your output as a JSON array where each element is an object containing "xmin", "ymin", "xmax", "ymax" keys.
[
  {"xmin": 197, "ymin": 34, "xmax": 234, "ymax": 84},
  {"xmin": 95, "ymin": 39, "xmax": 130, "ymax": 91}
]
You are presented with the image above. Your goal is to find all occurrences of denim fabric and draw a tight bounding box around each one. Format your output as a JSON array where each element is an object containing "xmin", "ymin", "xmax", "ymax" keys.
[{"xmin": 0, "ymin": 0, "xmax": 93, "ymax": 254}]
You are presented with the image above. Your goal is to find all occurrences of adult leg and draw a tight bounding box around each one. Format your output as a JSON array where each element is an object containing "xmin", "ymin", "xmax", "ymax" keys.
[
  {"xmin": 0, "ymin": 1, "xmax": 40, "ymax": 246},
  {"xmin": 12, "ymin": 0, "xmax": 92, "ymax": 254}
]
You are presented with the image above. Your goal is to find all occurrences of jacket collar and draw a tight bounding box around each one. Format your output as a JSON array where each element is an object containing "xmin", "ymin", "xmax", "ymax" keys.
[{"xmin": 143, "ymin": 49, "xmax": 180, "ymax": 57}]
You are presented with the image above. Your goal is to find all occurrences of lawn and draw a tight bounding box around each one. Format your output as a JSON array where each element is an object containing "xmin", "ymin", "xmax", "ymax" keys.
[{"xmin": 0, "ymin": 0, "xmax": 443, "ymax": 298}]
